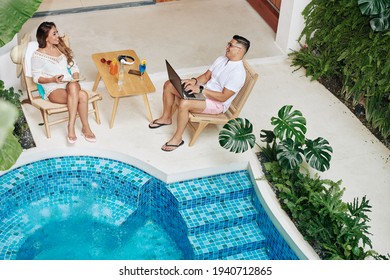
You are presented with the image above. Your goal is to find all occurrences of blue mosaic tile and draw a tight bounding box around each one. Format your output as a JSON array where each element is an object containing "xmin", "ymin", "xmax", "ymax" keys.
[
  {"xmin": 189, "ymin": 222, "xmax": 266, "ymax": 260},
  {"xmin": 180, "ymin": 196, "xmax": 257, "ymax": 235},
  {"xmin": 167, "ymin": 171, "xmax": 254, "ymax": 210},
  {"xmin": 0, "ymin": 156, "xmax": 299, "ymax": 260},
  {"xmin": 253, "ymin": 197, "xmax": 298, "ymax": 260},
  {"xmin": 223, "ymin": 248, "xmax": 270, "ymax": 260}
]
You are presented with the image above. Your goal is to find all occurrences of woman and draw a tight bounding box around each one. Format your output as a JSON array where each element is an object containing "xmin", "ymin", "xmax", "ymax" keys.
[{"xmin": 31, "ymin": 22, "xmax": 96, "ymax": 143}]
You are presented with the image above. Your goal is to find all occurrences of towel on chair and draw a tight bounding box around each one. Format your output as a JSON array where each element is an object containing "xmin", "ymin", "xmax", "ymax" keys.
[{"xmin": 24, "ymin": 41, "xmax": 45, "ymax": 99}]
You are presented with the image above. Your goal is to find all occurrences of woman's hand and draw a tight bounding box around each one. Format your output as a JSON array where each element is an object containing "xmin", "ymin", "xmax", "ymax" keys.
[{"xmin": 53, "ymin": 75, "xmax": 64, "ymax": 83}]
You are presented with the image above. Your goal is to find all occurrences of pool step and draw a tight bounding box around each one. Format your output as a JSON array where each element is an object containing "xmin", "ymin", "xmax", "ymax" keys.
[
  {"xmin": 180, "ymin": 196, "xmax": 257, "ymax": 235},
  {"xmin": 222, "ymin": 248, "xmax": 270, "ymax": 260},
  {"xmin": 91, "ymin": 197, "xmax": 136, "ymax": 226},
  {"xmin": 168, "ymin": 171, "xmax": 254, "ymax": 210},
  {"xmin": 170, "ymin": 171, "xmax": 268, "ymax": 260},
  {"xmin": 189, "ymin": 221, "xmax": 266, "ymax": 260}
]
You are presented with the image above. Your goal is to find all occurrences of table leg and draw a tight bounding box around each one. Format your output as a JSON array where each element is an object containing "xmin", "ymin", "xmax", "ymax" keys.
[
  {"xmin": 110, "ymin": 97, "xmax": 120, "ymax": 129},
  {"xmin": 92, "ymin": 73, "xmax": 101, "ymax": 91},
  {"xmin": 142, "ymin": 93, "xmax": 153, "ymax": 122}
]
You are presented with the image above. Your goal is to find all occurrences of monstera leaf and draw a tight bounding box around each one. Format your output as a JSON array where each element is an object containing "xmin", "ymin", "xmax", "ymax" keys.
[
  {"xmin": 276, "ymin": 138, "xmax": 304, "ymax": 170},
  {"xmin": 358, "ymin": 0, "xmax": 388, "ymax": 15},
  {"xmin": 0, "ymin": 0, "xmax": 43, "ymax": 47},
  {"xmin": 304, "ymin": 137, "xmax": 333, "ymax": 172},
  {"xmin": 271, "ymin": 105, "xmax": 307, "ymax": 144},
  {"xmin": 369, "ymin": 10, "xmax": 390, "ymax": 31},
  {"xmin": 260, "ymin": 129, "xmax": 276, "ymax": 144},
  {"xmin": 219, "ymin": 118, "xmax": 256, "ymax": 153},
  {"xmin": 219, "ymin": 105, "xmax": 333, "ymax": 173},
  {"xmin": 358, "ymin": 0, "xmax": 390, "ymax": 31}
]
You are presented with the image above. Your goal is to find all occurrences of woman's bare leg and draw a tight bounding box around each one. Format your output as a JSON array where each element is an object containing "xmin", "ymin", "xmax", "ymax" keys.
[
  {"xmin": 65, "ymin": 82, "xmax": 81, "ymax": 140},
  {"xmin": 77, "ymin": 90, "xmax": 95, "ymax": 139},
  {"xmin": 48, "ymin": 82, "xmax": 95, "ymax": 141},
  {"xmin": 48, "ymin": 87, "xmax": 77, "ymax": 141}
]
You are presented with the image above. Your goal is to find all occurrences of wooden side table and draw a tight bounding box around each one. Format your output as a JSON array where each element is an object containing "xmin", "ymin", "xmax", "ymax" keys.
[{"xmin": 91, "ymin": 50, "xmax": 156, "ymax": 128}]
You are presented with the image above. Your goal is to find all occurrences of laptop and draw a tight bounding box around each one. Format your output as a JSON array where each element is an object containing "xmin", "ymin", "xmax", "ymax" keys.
[{"xmin": 165, "ymin": 59, "xmax": 206, "ymax": 100}]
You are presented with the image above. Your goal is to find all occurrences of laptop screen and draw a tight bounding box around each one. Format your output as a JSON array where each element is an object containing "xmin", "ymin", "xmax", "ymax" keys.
[{"xmin": 165, "ymin": 60, "xmax": 185, "ymax": 98}]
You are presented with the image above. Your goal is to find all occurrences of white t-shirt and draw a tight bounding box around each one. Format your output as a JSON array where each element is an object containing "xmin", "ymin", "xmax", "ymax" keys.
[{"xmin": 205, "ymin": 56, "xmax": 246, "ymax": 112}]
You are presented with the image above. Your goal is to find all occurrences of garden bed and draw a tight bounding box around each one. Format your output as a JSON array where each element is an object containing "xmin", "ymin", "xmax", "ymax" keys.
[
  {"xmin": 14, "ymin": 112, "xmax": 36, "ymax": 150},
  {"xmin": 318, "ymin": 76, "xmax": 389, "ymax": 150}
]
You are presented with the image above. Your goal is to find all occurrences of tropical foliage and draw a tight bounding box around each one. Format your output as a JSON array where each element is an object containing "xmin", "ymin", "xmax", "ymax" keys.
[
  {"xmin": 358, "ymin": 0, "xmax": 390, "ymax": 31},
  {"xmin": 219, "ymin": 105, "xmax": 389, "ymax": 259},
  {"xmin": 290, "ymin": 0, "xmax": 390, "ymax": 139},
  {"xmin": 0, "ymin": 0, "xmax": 42, "ymax": 47},
  {"xmin": 219, "ymin": 105, "xmax": 333, "ymax": 172},
  {"xmin": 218, "ymin": 118, "xmax": 256, "ymax": 153},
  {"xmin": 262, "ymin": 161, "xmax": 384, "ymax": 259},
  {"xmin": 0, "ymin": 81, "xmax": 23, "ymax": 170}
]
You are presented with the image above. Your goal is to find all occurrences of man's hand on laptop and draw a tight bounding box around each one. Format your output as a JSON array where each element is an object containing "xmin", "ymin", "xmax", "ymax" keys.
[
  {"xmin": 182, "ymin": 82, "xmax": 196, "ymax": 93},
  {"xmin": 181, "ymin": 78, "xmax": 196, "ymax": 88}
]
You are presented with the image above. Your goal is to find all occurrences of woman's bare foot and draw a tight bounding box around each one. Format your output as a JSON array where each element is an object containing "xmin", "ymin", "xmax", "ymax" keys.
[
  {"xmin": 67, "ymin": 126, "xmax": 77, "ymax": 144},
  {"xmin": 81, "ymin": 126, "xmax": 96, "ymax": 142}
]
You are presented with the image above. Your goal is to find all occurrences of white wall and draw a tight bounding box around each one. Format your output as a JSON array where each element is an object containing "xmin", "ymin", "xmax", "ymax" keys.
[{"xmin": 275, "ymin": 0, "xmax": 311, "ymax": 53}]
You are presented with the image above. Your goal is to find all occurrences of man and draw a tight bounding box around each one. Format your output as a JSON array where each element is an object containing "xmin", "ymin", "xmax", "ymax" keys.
[{"xmin": 149, "ymin": 35, "xmax": 250, "ymax": 151}]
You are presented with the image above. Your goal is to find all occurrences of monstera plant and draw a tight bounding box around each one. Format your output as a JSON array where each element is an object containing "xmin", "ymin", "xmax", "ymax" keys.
[
  {"xmin": 0, "ymin": 0, "xmax": 42, "ymax": 47},
  {"xmin": 358, "ymin": 0, "xmax": 390, "ymax": 31},
  {"xmin": 219, "ymin": 105, "xmax": 333, "ymax": 172}
]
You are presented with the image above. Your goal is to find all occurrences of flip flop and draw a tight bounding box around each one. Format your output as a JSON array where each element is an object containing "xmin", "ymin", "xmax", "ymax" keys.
[
  {"xmin": 67, "ymin": 129, "xmax": 77, "ymax": 144},
  {"xmin": 161, "ymin": 140, "xmax": 185, "ymax": 152},
  {"xmin": 81, "ymin": 132, "xmax": 96, "ymax": 143},
  {"xmin": 149, "ymin": 119, "xmax": 170, "ymax": 129},
  {"xmin": 67, "ymin": 136, "xmax": 77, "ymax": 144}
]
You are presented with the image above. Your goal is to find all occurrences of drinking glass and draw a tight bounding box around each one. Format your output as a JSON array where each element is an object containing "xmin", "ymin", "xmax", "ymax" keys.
[{"xmin": 139, "ymin": 59, "xmax": 146, "ymax": 80}]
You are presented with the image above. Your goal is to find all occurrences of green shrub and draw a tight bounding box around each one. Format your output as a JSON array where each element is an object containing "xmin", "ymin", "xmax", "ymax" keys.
[
  {"xmin": 0, "ymin": 80, "xmax": 23, "ymax": 170},
  {"xmin": 263, "ymin": 161, "xmax": 376, "ymax": 259},
  {"xmin": 290, "ymin": 0, "xmax": 390, "ymax": 139},
  {"xmin": 0, "ymin": 80, "xmax": 22, "ymax": 113}
]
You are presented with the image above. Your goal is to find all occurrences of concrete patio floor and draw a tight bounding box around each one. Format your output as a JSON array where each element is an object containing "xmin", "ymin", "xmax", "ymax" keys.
[{"xmin": 11, "ymin": 0, "xmax": 390, "ymax": 257}]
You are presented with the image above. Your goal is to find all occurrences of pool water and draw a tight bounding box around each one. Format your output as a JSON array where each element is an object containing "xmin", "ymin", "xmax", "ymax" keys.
[
  {"xmin": 17, "ymin": 217, "xmax": 182, "ymax": 260},
  {"xmin": 0, "ymin": 156, "xmax": 298, "ymax": 260}
]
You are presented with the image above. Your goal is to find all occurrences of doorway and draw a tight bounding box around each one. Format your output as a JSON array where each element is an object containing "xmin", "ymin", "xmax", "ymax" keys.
[{"xmin": 247, "ymin": 0, "xmax": 281, "ymax": 33}]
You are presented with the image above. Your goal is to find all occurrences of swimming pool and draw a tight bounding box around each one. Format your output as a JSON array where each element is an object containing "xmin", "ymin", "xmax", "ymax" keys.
[{"xmin": 0, "ymin": 155, "xmax": 298, "ymax": 260}]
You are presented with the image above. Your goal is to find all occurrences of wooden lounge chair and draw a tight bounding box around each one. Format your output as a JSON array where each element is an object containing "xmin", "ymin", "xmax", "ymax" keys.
[
  {"xmin": 18, "ymin": 36, "xmax": 102, "ymax": 138},
  {"xmin": 187, "ymin": 60, "xmax": 258, "ymax": 146}
]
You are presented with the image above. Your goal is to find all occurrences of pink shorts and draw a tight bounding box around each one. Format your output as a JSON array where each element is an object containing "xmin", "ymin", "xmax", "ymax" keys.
[{"xmin": 202, "ymin": 99, "xmax": 224, "ymax": 114}]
